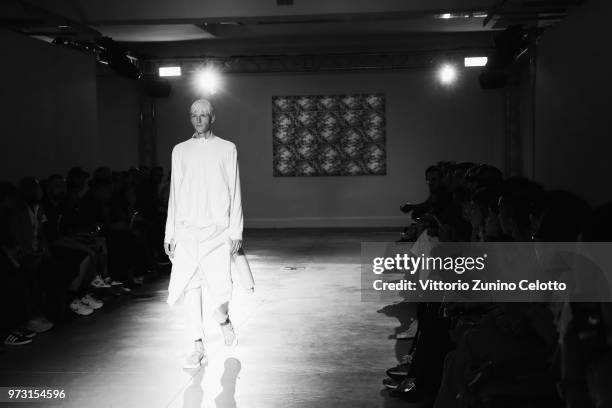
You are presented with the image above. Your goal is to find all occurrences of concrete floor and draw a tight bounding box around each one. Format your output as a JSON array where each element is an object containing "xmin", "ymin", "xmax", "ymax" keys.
[{"xmin": 0, "ymin": 230, "xmax": 416, "ymax": 408}]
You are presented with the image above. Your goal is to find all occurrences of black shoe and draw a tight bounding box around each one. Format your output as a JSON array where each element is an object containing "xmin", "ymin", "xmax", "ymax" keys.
[
  {"xmin": 386, "ymin": 362, "xmax": 410, "ymax": 379},
  {"xmin": 390, "ymin": 388, "xmax": 423, "ymax": 403},
  {"xmin": 4, "ymin": 330, "xmax": 33, "ymax": 346},
  {"xmin": 382, "ymin": 377, "xmax": 401, "ymax": 390},
  {"xmin": 15, "ymin": 328, "xmax": 37, "ymax": 338}
]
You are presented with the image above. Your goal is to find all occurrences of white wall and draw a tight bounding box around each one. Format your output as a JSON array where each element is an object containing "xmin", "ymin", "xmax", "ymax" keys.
[
  {"xmin": 534, "ymin": 0, "xmax": 612, "ymax": 205},
  {"xmin": 156, "ymin": 69, "xmax": 505, "ymax": 227}
]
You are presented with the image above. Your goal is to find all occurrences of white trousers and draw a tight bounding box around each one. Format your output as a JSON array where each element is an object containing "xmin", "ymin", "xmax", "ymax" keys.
[
  {"xmin": 184, "ymin": 286, "xmax": 229, "ymax": 342},
  {"xmin": 167, "ymin": 224, "xmax": 233, "ymax": 308},
  {"xmin": 168, "ymin": 224, "xmax": 233, "ymax": 342}
]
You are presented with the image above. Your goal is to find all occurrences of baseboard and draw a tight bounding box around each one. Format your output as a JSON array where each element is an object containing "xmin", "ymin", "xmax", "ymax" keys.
[{"xmin": 245, "ymin": 216, "xmax": 409, "ymax": 229}]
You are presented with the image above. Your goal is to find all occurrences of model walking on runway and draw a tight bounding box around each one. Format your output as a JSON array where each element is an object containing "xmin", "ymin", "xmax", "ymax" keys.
[{"xmin": 164, "ymin": 99, "xmax": 243, "ymax": 369}]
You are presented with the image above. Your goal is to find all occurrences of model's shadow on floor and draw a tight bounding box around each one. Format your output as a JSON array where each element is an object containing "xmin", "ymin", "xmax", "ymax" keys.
[
  {"xmin": 182, "ymin": 358, "xmax": 242, "ymax": 408},
  {"xmin": 183, "ymin": 366, "xmax": 206, "ymax": 408}
]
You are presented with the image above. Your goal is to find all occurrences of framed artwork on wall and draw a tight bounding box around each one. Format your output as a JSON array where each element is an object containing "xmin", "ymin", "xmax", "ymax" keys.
[{"xmin": 272, "ymin": 94, "xmax": 386, "ymax": 176}]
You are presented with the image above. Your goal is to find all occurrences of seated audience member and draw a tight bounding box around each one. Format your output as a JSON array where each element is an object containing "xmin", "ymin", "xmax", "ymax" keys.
[
  {"xmin": 93, "ymin": 167, "xmax": 112, "ymax": 183},
  {"xmin": 42, "ymin": 175, "xmax": 103, "ymax": 317},
  {"xmin": 566, "ymin": 203, "xmax": 612, "ymax": 408},
  {"xmin": 1, "ymin": 182, "xmax": 37, "ymax": 345},
  {"xmin": 449, "ymin": 162, "xmax": 476, "ymax": 193},
  {"xmin": 401, "ymin": 165, "xmax": 453, "ymax": 218},
  {"xmin": 466, "ymin": 186, "xmax": 500, "ymax": 242},
  {"xmin": 464, "ymin": 164, "xmax": 503, "ymax": 192},
  {"xmin": 399, "ymin": 165, "xmax": 453, "ymax": 242},
  {"xmin": 60, "ymin": 167, "xmax": 90, "ymax": 238},
  {"xmin": 9, "ymin": 178, "xmax": 54, "ymax": 334},
  {"xmin": 62, "ymin": 171, "xmax": 114, "ymax": 290},
  {"xmin": 531, "ymin": 191, "xmax": 598, "ymax": 408},
  {"xmin": 497, "ymin": 177, "xmax": 544, "ymax": 241},
  {"xmin": 107, "ymin": 181, "xmax": 150, "ymax": 285},
  {"xmin": 69, "ymin": 176, "xmax": 117, "ymax": 289},
  {"xmin": 432, "ymin": 190, "xmax": 590, "ymax": 408}
]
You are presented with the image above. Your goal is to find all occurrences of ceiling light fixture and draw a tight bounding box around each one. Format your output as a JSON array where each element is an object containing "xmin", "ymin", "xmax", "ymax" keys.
[
  {"xmin": 435, "ymin": 12, "xmax": 488, "ymax": 19},
  {"xmin": 159, "ymin": 66, "xmax": 182, "ymax": 77},
  {"xmin": 194, "ymin": 67, "xmax": 221, "ymax": 94},
  {"xmin": 438, "ymin": 64, "xmax": 458, "ymax": 85},
  {"xmin": 464, "ymin": 57, "xmax": 488, "ymax": 67}
]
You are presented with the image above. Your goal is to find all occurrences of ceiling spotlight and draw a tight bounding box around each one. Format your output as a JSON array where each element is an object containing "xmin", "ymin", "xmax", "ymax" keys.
[
  {"xmin": 464, "ymin": 57, "xmax": 488, "ymax": 67},
  {"xmin": 159, "ymin": 66, "xmax": 181, "ymax": 77},
  {"xmin": 438, "ymin": 64, "xmax": 458, "ymax": 85},
  {"xmin": 195, "ymin": 67, "xmax": 221, "ymax": 94},
  {"xmin": 436, "ymin": 12, "xmax": 487, "ymax": 19}
]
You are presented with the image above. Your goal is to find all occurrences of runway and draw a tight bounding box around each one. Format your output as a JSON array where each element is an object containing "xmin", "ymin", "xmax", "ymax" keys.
[{"xmin": 0, "ymin": 230, "xmax": 413, "ymax": 408}]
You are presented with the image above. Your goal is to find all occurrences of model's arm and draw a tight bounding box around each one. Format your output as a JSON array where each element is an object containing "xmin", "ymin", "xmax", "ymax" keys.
[
  {"xmin": 165, "ymin": 147, "xmax": 180, "ymax": 244},
  {"xmin": 227, "ymin": 145, "xmax": 244, "ymax": 241}
]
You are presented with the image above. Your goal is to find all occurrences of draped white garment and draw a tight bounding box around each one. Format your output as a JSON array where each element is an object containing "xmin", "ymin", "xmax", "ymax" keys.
[{"xmin": 165, "ymin": 134, "xmax": 243, "ymax": 308}]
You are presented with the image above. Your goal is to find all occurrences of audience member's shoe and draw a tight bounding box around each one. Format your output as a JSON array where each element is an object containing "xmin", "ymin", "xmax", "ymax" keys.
[
  {"xmin": 376, "ymin": 302, "xmax": 407, "ymax": 317},
  {"xmin": 386, "ymin": 363, "xmax": 411, "ymax": 379},
  {"xmin": 15, "ymin": 328, "xmax": 37, "ymax": 338},
  {"xmin": 24, "ymin": 316, "xmax": 54, "ymax": 333},
  {"xmin": 400, "ymin": 353, "xmax": 414, "ymax": 364},
  {"xmin": 4, "ymin": 330, "xmax": 33, "ymax": 346},
  {"xmin": 90, "ymin": 275, "xmax": 111, "ymax": 289},
  {"xmin": 80, "ymin": 293, "xmax": 104, "ymax": 310},
  {"xmin": 220, "ymin": 318, "xmax": 237, "ymax": 347},
  {"xmin": 396, "ymin": 319, "xmax": 418, "ymax": 340},
  {"xmin": 103, "ymin": 277, "xmax": 124, "ymax": 286},
  {"xmin": 383, "ymin": 377, "xmax": 401, "ymax": 390},
  {"xmin": 384, "ymin": 376, "xmax": 417, "ymax": 392},
  {"xmin": 389, "ymin": 381, "xmax": 422, "ymax": 403},
  {"xmin": 70, "ymin": 299, "xmax": 94, "ymax": 316},
  {"xmin": 183, "ymin": 347, "xmax": 207, "ymax": 369},
  {"xmin": 132, "ymin": 275, "xmax": 145, "ymax": 285}
]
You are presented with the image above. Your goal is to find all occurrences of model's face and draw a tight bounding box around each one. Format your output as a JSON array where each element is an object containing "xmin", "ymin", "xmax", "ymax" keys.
[{"xmin": 190, "ymin": 106, "xmax": 214, "ymax": 134}]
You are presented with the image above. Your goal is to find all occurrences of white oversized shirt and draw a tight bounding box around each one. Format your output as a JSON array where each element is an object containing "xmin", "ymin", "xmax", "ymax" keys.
[{"xmin": 165, "ymin": 134, "xmax": 243, "ymax": 242}]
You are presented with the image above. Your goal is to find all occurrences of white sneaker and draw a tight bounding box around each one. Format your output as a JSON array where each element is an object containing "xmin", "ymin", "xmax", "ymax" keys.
[
  {"xmin": 103, "ymin": 277, "xmax": 123, "ymax": 286},
  {"xmin": 90, "ymin": 275, "xmax": 111, "ymax": 289},
  {"xmin": 220, "ymin": 318, "xmax": 238, "ymax": 347},
  {"xmin": 70, "ymin": 299, "xmax": 94, "ymax": 316},
  {"xmin": 183, "ymin": 347, "xmax": 207, "ymax": 369},
  {"xmin": 24, "ymin": 316, "xmax": 54, "ymax": 333},
  {"xmin": 81, "ymin": 293, "xmax": 104, "ymax": 310}
]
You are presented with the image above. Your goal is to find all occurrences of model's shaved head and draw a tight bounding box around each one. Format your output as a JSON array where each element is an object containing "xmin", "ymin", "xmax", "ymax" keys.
[{"xmin": 190, "ymin": 99, "xmax": 214, "ymax": 116}]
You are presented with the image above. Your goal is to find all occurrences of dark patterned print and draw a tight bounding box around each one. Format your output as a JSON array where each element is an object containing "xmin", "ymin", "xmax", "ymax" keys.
[{"xmin": 272, "ymin": 94, "xmax": 386, "ymax": 176}]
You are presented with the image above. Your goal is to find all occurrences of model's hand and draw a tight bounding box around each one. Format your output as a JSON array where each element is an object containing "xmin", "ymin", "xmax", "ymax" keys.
[
  {"xmin": 230, "ymin": 239, "xmax": 242, "ymax": 256},
  {"xmin": 164, "ymin": 240, "xmax": 176, "ymax": 259}
]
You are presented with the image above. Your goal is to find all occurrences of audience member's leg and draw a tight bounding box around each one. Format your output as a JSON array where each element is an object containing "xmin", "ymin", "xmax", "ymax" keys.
[
  {"xmin": 0, "ymin": 262, "xmax": 29, "ymax": 332},
  {"xmin": 70, "ymin": 254, "xmax": 96, "ymax": 297}
]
